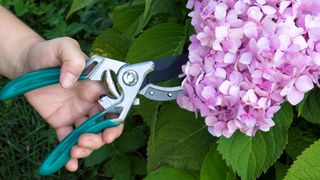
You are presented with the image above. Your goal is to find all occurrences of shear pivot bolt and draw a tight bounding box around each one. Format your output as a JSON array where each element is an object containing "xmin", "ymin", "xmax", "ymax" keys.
[
  {"xmin": 149, "ymin": 90, "xmax": 154, "ymax": 95},
  {"xmin": 123, "ymin": 70, "xmax": 138, "ymax": 86},
  {"xmin": 167, "ymin": 92, "xmax": 172, "ymax": 97}
]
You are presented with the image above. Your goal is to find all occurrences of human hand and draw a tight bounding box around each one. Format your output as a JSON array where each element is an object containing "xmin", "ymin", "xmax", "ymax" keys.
[{"xmin": 21, "ymin": 37, "xmax": 124, "ymax": 172}]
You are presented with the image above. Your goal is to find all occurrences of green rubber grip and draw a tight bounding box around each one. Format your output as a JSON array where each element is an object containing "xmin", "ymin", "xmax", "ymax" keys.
[
  {"xmin": 0, "ymin": 67, "xmax": 86, "ymax": 101},
  {"xmin": 38, "ymin": 112, "xmax": 120, "ymax": 176}
]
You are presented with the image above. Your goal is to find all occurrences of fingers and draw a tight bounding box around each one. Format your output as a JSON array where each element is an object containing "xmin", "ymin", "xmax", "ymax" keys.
[
  {"xmin": 54, "ymin": 37, "xmax": 87, "ymax": 88},
  {"xmin": 71, "ymin": 145, "xmax": 93, "ymax": 158},
  {"xmin": 55, "ymin": 126, "xmax": 73, "ymax": 140},
  {"xmin": 71, "ymin": 124, "xmax": 124, "ymax": 159},
  {"xmin": 65, "ymin": 158, "xmax": 78, "ymax": 172},
  {"xmin": 78, "ymin": 133, "xmax": 104, "ymax": 149},
  {"xmin": 102, "ymin": 123, "xmax": 124, "ymax": 143}
]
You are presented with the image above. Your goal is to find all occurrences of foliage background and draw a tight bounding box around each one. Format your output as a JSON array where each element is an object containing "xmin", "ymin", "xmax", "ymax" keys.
[{"xmin": 1, "ymin": 0, "xmax": 320, "ymax": 179}]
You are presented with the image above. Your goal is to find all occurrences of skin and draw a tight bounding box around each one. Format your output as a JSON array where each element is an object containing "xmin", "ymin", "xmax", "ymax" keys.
[{"xmin": 0, "ymin": 6, "xmax": 123, "ymax": 172}]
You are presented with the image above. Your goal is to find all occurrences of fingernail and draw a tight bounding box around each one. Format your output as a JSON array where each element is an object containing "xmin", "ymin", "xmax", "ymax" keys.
[
  {"xmin": 62, "ymin": 72, "xmax": 77, "ymax": 88},
  {"xmin": 86, "ymin": 140, "xmax": 93, "ymax": 147}
]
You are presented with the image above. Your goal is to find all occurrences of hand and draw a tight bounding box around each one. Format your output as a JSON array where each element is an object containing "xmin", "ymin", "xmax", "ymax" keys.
[{"xmin": 22, "ymin": 37, "xmax": 124, "ymax": 172}]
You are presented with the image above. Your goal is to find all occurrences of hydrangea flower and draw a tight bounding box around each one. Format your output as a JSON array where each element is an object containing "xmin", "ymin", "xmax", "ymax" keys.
[{"xmin": 178, "ymin": 0, "xmax": 320, "ymax": 137}]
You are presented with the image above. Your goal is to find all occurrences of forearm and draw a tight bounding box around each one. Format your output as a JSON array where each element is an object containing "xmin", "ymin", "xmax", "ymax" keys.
[{"xmin": 0, "ymin": 5, "xmax": 43, "ymax": 79}]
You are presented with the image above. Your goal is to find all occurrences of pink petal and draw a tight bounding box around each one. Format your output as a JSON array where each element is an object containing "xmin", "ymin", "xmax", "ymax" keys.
[
  {"xmin": 229, "ymin": 28, "xmax": 244, "ymax": 39},
  {"xmin": 287, "ymin": 87, "xmax": 305, "ymax": 105},
  {"xmin": 243, "ymin": 22, "xmax": 258, "ymax": 38},
  {"xmin": 229, "ymin": 85, "xmax": 240, "ymax": 97},
  {"xmin": 234, "ymin": 1, "xmax": 246, "ymax": 14},
  {"xmin": 239, "ymin": 52, "xmax": 253, "ymax": 65},
  {"xmin": 205, "ymin": 116, "xmax": 217, "ymax": 126},
  {"xmin": 279, "ymin": 1, "xmax": 291, "ymax": 14},
  {"xmin": 215, "ymin": 26, "xmax": 229, "ymax": 38},
  {"xmin": 247, "ymin": 6, "xmax": 263, "ymax": 22},
  {"xmin": 219, "ymin": 80, "xmax": 232, "ymax": 95},
  {"xmin": 295, "ymin": 75, "xmax": 314, "ymax": 92},
  {"xmin": 257, "ymin": 37, "xmax": 270, "ymax": 50},
  {"xmin": 243, "ymin": 89, "xmax": 258, "ymax": 104},
  {"xmin": 202, "ymin": 86, "xmax": 215, "ymax": 100},
  {"xmin": 278, "ymin": 34, "xmax": 291, "ymax": 51},
  {"xmin": 293, "ymin": 36, "xmax": 308, "ymax": 50},
  {"xmin": 215, "ymin": 67, "xmax": 226, "ymax": 79},
  {"xmin": 224, "ymin": 53, "xmax": 236, "ymax": 64},
  {"xmin": 215, "ymin": 3, "xmax": 227, "ymax": 20},
  {"xmin": 261, "ymin": 5, "xmax": 276, "ymax": 15},
  {"xmin": 312, "ymin": 53, "xmax": 320, "ymax": 66}
]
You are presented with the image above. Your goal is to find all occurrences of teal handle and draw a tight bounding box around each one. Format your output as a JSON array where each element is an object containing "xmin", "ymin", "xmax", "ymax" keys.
[
  {"xmin": 0, "ymin": 67, "xmax": 86, "ymax": 101},
  {"xmin": 38, "ymin": 112, "xmax": 121, "ymax": 176}
]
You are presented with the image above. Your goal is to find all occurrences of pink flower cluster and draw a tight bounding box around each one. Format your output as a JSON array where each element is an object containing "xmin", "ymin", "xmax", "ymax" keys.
[{"xmin": 178, "ymin": 0, "xmax": 320, "ymax": 137}]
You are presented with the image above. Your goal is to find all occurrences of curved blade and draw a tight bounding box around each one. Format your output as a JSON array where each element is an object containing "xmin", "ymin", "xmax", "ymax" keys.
[{"xmin": 141, "ymin": 54, "xmax": 188, "ymax": 88}]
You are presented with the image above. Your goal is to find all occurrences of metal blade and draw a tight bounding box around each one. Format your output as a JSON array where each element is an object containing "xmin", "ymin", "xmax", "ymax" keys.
[{"xmin": 140, "ymin": 54, "xmax": 188, "ymax": 89}]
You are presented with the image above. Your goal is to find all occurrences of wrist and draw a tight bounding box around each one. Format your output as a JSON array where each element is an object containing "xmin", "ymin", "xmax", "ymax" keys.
[{"xmin": 14, "ymin": 36, "xmax": 44, "ymax": 78}]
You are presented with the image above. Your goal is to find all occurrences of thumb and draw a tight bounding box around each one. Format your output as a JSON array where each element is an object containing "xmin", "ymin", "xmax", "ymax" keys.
[{"xmin": 56, "ymin": 37, "xmax": 86, "ymax": 88}]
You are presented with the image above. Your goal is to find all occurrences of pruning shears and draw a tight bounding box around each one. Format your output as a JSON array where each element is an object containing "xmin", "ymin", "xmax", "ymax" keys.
[{"xmin": 0, "ymin": 54, "xmax": 187, "ymax": 176}]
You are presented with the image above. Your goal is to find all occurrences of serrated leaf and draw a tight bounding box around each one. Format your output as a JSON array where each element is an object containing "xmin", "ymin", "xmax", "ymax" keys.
[
  {"xmin": 299, "ymin": 89, "xmax": 320, "ymax": 124},
  {"xmin": 217, "ymin": 102, "xmax": 293, "ymax": 180},
  {"xmin": 144, "ymin": 166, "xmax": 198, "ymax": 180},
  {"xmin": 147, "ymin": 102, "xmax": 214, "ymax": 172},
  {"xmin": 200, "ymin": 143, "xmax": 235, "ymax": 180},
  {"xmin": 286, "ymin": 127, "xmax": 316, "ymax": 160},
  {"xmin": 126, "ymin": 23, "xmax": 186, "ymax": 62},
  {"xmin": 66, "ymin": 0, "xmax": 94, "ymax": 19},
  {"xmin": 284, "ymin": 140, "xmax": 320, "ymax": 180},
  {"xmin": 90, "ymin": 28, "xmax": 131, "ymax": 60}
]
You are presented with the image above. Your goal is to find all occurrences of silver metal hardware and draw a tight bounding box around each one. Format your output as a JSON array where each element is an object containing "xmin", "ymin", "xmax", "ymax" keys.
[
  {"xmin": 105, "ymin": 70, "xmax": 120, "ymax": 97},
  {"xmin": 139, "ymin": 84, "xmax": 183, "ymax": 101},
  {"xmin": 122, "ymin": 70, "xmax": 138, "ymax": 86},
  {"xmin": 85, "ymin": 55, "xmax": 125, "ymax": 81},
  {"xmin": 133, "ymin": 98, "xmax": 140, "ymax": 105}
]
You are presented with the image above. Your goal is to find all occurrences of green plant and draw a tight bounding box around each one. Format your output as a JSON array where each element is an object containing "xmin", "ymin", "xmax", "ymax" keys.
[
  {"xmin": 80, "ymin": 0, "xmax": 320, "ymax": 179},
  {"xmin": 2, "ymin": 0, "xmax": 320, "ymax": 179}
]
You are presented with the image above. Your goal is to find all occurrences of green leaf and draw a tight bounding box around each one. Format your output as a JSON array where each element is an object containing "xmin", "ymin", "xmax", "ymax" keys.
[
  {"xmin": 113, "ymin": 3, "xmax": 145, "ymax": 33},
  {"xmin": 90, "ymin": 28, "xmax": 131, "ymax": 60},
  {"xmin": 104, "ymin": 154, "xmax": 131, "ymax": 180},
  {"xmin": 200, "ymin": 143, "xmax": 235, "ymax": 180},
  {"xmin": 284, "ymin": 140, "xmax": 320, "ymax": 180},
  {"xmin": 114, "ymin": 131, "xmax": 147, "ymax": 153},
  {"xmin": 147, "ymin": 102, "xmax": 214, "ymax": 172},
  {"xmin": 144, "ymin": 0, "xmax": 153, "ymax": 17},
  {"xmin": 129, "ymin": 154, "xmax": 147, "ymax": 175},
  {"xmin": 126, "ymin": 23, "xmax": 186, "ymax": 62},
  {"xmin": 274, "ymin": 162, "xmax": 289, "ymax": 180},
  {"xmin": 286, "ymin": 127, "xmax": 316, "ymax": 160},
  {"xmin": 13, "ymin": 0, "xmax": 28, "ymax": 16},
  {"xmin": 297, "ymin": 92, "xmax": 309, "ymax": 117},
  {"xmin": 217, "ymin": 102, "xmax": 293, "ymax": 180},
  {"xmin": 84, "ymin": 144, "xmax": 116, "ymax": 167},
  {"xmin": 299, "ymin": 88, "xmax": 320, "ymax": 124},
  {"xmin": 144, "ymin": 166, "xmax": 198, "ymax": 180},
  {"xmin": 66, "ymin": 0, "xmax": 94, "ymax": 19},
  {"xmin": 115, "ymin": 0, "xmax": 184, "ymax": 38}
]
